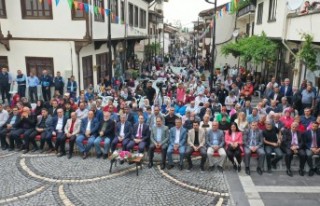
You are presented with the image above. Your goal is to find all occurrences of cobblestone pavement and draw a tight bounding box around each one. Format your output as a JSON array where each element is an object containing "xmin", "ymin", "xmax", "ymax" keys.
[{"xmin": 0, "ymin": 150, "xmax": 232, "ymax": 206}]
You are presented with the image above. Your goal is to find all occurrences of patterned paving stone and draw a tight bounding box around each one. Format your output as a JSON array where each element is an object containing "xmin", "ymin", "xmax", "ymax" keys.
[
  {"xmin": 8, "ymin": 185, "xmax": 58, "ymax": 206},
  {"xmin": 67, "ymin": 168, "xmax": 219, "ymax": 206},
  {"xmin": 163, "ymin": 160, "xmax": 229, "ymax": 194},
  {"xmin": 26, "ymin": 155, "xmax": 132, "ymax": 180},
  {"xmin": 0, "ymin": 153, "xmax": 43, "ymax": 200}
]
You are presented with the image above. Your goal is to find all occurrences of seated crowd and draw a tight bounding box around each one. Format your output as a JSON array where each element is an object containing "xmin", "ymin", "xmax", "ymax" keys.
[{"xmin": 1, "ymin": 65, "xmax": 320, "ymax": 178}]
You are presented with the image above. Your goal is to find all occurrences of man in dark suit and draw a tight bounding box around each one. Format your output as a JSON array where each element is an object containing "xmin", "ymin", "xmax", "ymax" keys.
[
  {"xmin": 48, "ymin": 99, "xmax": 60, "ymax": 117},
  {"xmin": 127, "ymin": 115, "xmax": 150, "ymax": 153},
  {"xmin": 39, "ymin": 69, "xmax": 53, "ymax": 102},
  {"xmin": 29, "ymin": 108, "xmax": 53, "ymax": 153},
  {"xmin": 281, "ymin": 122, "xmax": 306, "ymax": 177},
  {"xmin": 165, "ymin": 107, "xmax": 178, "ymax": 129},
  {"xmin": 243, "ymin": 121, "xmax": 265, "ymax": 175},
  {"xmin": 280, "ymin": 78, "xmax": 293, "ymax": 104},
  {"xmin": 148, "ymin": 117, "xmax": 169, "ymax": 169},
  {"xmin": 75, "ymin": 111, "xmax": 99, "ymax": 159},
  {"xmin": 14, "ymin": 107, "xmax": 37, "ymax": 153},
  {"xmin": 111, "ymin": 114, "xmax": 132, "ymax": 152},
  {"xmin": 167, "ymin": 118, "xmax": 187, "ymax": 170},
  {"xmin": 123, "ymin": 106, "xmax": 135, "ymax": 125},
  {"xmin": 94, "ymin": 111, "xmax": 115, "ymax": 159},
  {"xmin": 304, "ymin": 121, "xmax": 320, "ymax": 176},
  {"xmin": 1, "ymin": 107, "xmax": 21, "ymax": 151},
  {"xmin": 51, "ymin": 109, "xmax": 68, "ymax": 157},
  {"xmin": 269, "ymin": 86, "xmax": 283, "ymax": 104},
  {"xmin": 241, "ymin": 100, "xmax": 253, "ymax": 117},
  {"xmin": 292, "ymin": 86, "xmax": 302, "ymax": 114},
  {"xmin": 91, "ymin": 103, "xmax": 103, "ymax": 122}
]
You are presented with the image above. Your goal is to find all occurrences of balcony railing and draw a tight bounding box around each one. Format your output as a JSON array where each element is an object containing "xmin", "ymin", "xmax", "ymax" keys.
[{"xmin": 237, "ymin": 4, "xmax": 256, "ymax": 17}]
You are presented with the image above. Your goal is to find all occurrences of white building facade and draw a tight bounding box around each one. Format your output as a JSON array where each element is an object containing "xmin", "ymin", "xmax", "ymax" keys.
[{"xmin": 0, "ymin": 0, "xmax": 150, "ymax": 92}]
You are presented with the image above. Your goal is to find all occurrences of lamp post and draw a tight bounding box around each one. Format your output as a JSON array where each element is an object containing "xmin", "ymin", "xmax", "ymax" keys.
[
  {"xmin": 107, "ymin": 0, "xmax": 112, "ymax": 81},
  {"xmin": 205, "ymin": 0, "xmax": 217, "ymax": 92}
]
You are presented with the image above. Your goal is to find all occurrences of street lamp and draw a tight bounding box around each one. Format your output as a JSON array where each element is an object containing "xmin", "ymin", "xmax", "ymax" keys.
[
  {"xmin": 107, "ymin": 0, "xmax": 112, "ymax": 81},
  {"xmin": 204, "ymin": 0, "xmax": 217, "ymax": 92}
]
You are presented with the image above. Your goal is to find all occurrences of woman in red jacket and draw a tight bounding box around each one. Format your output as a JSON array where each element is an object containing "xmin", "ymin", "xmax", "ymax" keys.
[{"xmin": 225, "ymin": 122, "xmax": 243, "ymax": 172}]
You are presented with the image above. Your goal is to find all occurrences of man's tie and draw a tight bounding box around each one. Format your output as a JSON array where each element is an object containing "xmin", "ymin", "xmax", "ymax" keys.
[
  {"xmin": 138, "ymin": 124, "xmax": 142, "ymax": 139},
  {"xmin": 312, "ymin": 132, "xmax": 317, "ymax": 148}
]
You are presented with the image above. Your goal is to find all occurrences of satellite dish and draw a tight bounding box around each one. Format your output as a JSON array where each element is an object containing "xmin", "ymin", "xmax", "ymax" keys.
[{"xmin": 286, "ymin": 0, "xmax": 304, "ymax": 10}]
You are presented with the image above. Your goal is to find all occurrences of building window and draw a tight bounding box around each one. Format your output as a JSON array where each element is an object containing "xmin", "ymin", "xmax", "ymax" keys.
[
  {"xmin": 120, "ymin": 1, "xmax": 124, "ymax": 23},
  {"xmin": 129, "ymin": 3, "xmax": 133, "ymax": 26},
  {"xmin": 82, "ymin": 56, "xmax": 93, "ymax": 89},
  {"xmin": 25, "ymin": 57, "xmax": 54, "ymax": 77},
  {"xmin": 0, "ymin": 0, "xmax": 6, "ymax": 18},
  {"xmin": 72, "ymin": 0, "xmax": 86, "ymax": 20},
  {"xmin": 134, "ymin": 6, "xmax": 139, "ymax": 27},
  {"xmin": 268, "ymin": 0, "xmax": 277, "ymax": 22},
  {"xmin": 96, "ymin": 53, "xmax": 109, "ymax": 83},
  {"xmin": 111, "ymin": 0, "xmax": 118, "ymax": 23},
  {"xmin": 21, "ymin": 0, "xmax": 53, "ymax": 19},
  {"xmin": 0, "ymin": 56, "xmax": 8, "ymax": 69},
  {"xmin": 94, "ymin": 0, "xmax": 104, "ymax": 22},
  {"xmin": 140, "ymin": 9, "xmax": 146, "ymax": 29},
  {"xmin": 256, "ymin": 2, "xmax": 263, "ymax": 25}
]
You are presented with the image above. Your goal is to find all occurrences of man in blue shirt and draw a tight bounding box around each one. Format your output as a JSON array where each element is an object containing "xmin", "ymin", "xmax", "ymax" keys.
[
  {"xmin": 16, "ymin": 70, "xmax": 27, "ymax": 98},
  {"xmin": 39, "ymin": 70, "xmax": 53, "ymax": 102},
  {"xmin": 27, "ymin": 72, "xmax": 39, "ymax": 103}
]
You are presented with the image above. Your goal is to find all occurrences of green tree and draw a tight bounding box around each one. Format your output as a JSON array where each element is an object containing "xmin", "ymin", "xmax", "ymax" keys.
[
  {"xmin": 298, "ymin": 33, "xmax": 317, "ymax": 72},
  {"xmin": 221, "ymin": 32, "xmax": 278, "ymax": 64}
]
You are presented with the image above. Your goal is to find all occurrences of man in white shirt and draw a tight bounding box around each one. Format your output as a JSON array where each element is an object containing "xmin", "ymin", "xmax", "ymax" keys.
[
  {"xmin": 186, "ymin": 101, "xmax": 198, "ymax": 114},
  {"xmin": 75, "ymin": 102, "xmax": 89, "ymax": 120},
  {"xmin": 52, "ymin": 109, "xmax": 67, "ymax": 156}
]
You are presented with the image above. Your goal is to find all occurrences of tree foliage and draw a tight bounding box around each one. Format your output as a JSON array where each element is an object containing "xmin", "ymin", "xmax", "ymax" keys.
[
  {"xmin": 298, "ymin": 33, "xmax": 317, "ymax": 72},
  {"xmin": 221, "ymin": 32, "xmax": 278, "ymax": 64}
]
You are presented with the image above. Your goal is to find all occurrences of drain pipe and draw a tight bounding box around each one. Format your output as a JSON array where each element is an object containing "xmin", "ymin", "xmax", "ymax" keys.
[{"xmin": 281, "ymin": 8, "xmax": 299, "ymax": 87}]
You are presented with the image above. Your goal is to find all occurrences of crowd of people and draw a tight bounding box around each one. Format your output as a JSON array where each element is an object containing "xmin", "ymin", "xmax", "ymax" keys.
[{"xmin": 0, "ymin": 64, "xmax": 320, "ymax": 178}]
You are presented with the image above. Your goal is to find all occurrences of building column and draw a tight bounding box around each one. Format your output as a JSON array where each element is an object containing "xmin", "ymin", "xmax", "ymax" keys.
[{"xmin": 292, "ymin": 56, "xmax": 301, "ymax": 88}]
